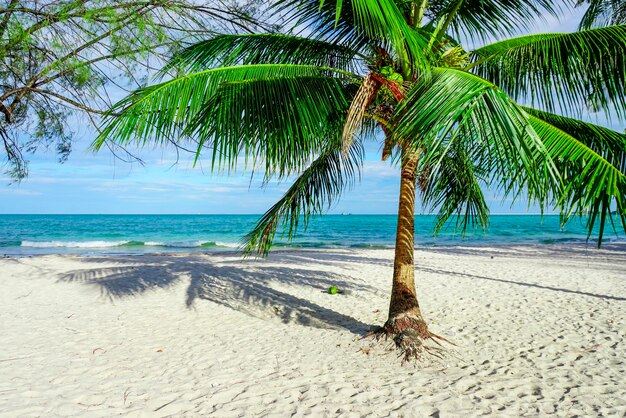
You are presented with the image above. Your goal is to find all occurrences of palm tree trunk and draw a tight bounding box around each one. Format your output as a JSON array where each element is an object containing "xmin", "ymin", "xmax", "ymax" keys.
[{"xmin": 384, "ymin": 145, "xmax": 430, "ymax": 343}]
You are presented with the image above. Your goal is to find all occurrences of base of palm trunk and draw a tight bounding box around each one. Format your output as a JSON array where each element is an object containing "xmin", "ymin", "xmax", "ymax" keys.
[{"xmin": 372, "ymin": 312, "xmax": 447, "ymax": 363}]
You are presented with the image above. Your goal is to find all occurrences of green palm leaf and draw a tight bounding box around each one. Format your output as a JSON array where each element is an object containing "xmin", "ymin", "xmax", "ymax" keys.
[
  {"xmin": 279, "ymin": 0, "xmax": 429, "ymax": 72},
  {"xmin": 93, "ymin": 64, "xmax": 359, "ymax": 174},
  {"xmin": 395, "ymin": 68, "xmax": 550, "ymax": 196},
  {"xmin": 427, "ymin": 0, "xmax": 562, "ymax": 41},
  {"xmin": 242, "ymin": 138, "xmax": 364, "ymax": 257},
  {"xmin": 394, "ymin": 68, "xmax": 562, "ymax": 228},
  {"xmin": 164, "ymin": 34, "xmax": 368, "ymax": 74},
  {"xmin": 420, "ymin": 138, "xmax": 490, "ymax": 235},
  {"xmin": 578, "ymin": 0, "xmax": 626, "ymax": 29},
  {"xmin": 470, "ymin": 26, "xmax": 626, "ymax": 118},
  {"xmin": 523, "ymin": 106, "xmax": 626, "ymax": 173},
  {"xmin": 526, "ymin": 110, "xmax": 626, "ymax": 244},
  {"xmin": 278, "ymin": 0, "xmax": 372, "ymax": 54},
  {"xmin": 185, "ymin": 75, "xmax": 358, "ymax": 176}
]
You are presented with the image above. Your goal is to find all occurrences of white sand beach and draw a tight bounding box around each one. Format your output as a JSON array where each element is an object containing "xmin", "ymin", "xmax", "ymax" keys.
[{"xmin": 1, "ymin": 246, "xmax": 625, "ymax": 417}]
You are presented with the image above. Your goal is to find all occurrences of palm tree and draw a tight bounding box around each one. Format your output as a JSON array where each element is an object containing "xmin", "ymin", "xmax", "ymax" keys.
[{"xmin": 93, "ymin": 0, "xmax": 626, "ymax": 361}]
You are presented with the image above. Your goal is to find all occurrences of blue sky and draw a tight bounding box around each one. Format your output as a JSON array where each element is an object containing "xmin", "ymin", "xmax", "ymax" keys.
[{"xmin": 1, "ymin": 7, "xmax": 610, "ymax": 215}]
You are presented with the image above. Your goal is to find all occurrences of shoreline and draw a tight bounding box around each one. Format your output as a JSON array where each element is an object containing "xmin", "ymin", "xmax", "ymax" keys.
[
  {"xmin": 1, "ymin": 246, "xmax": 625, "ymax": 416},
  {"xmin": 3, "ymin": 214, "xmax": 624, "ymax": 258},
  {"xmin": 3, "ymin": 240, "xmax": 626, "ymax": 259}
]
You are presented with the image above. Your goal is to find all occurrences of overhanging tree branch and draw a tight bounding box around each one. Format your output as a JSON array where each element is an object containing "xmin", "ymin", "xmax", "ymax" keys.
[{"xmin": 0, "ymin": 0, "xmax": 274, "ymax": 179}]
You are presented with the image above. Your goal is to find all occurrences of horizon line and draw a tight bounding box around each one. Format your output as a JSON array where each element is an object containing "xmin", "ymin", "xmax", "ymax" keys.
[{"xmin": 1, "ymin": 213, "xmax": 558, "ymax": 216}]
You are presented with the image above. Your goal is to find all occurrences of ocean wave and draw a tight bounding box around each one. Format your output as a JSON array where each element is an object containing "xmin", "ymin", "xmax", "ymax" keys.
[
  {"xmin": 0, "ymin": 240, "xmax": 22, "ymax": 248},
  {"xmin": 349, "ymin": 243, "xmax": 393, "ymax": 249},
  {"xmin": 539, "ymin": 236, "xmax": 626, "ymax": 245},
  {"xmin": 142, "ymin": 240, "xmax": 239, "ymax": 248},
  {"xmin": 272, "ymin": 241, "xmax": 347, "ymax": 249},
  {"xmin": 15, "ymin": 236, "xmax": 625, "ymax": 251},
  {"xmin": 538, "ymin": 237, "xmax": 588, "ymax": 244},
  {"xmin": 214, "ymin": 241, "xmax": 240, "ymax": 248},
  {"xmin": 144, "ymin": 241, "xmax": 202, "ymax": 248},
  {"xmin": 19, "ymin": 240, "xmax": 240, "ymax": 249},
  {"xmin": 21, "ymin": 240, "xmax": 132, "ymax": 248}
]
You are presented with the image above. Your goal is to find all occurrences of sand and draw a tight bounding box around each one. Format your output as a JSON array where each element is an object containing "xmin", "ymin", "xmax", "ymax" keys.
[{"xmin": 1, "ymin": 245, "xmax": 625, "ymax": 417}]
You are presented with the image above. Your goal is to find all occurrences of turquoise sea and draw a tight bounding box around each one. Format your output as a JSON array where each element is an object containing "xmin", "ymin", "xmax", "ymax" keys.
[{"xmin": 0, "ymin": 214, "xmax": 624, "ymax": 256}]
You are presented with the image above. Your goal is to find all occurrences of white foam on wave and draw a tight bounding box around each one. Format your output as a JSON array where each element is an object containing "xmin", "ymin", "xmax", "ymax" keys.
[
  {"xmin": 144, "ymin": 241, "xmax": 206, "ymax": 248},
  {"xmin": 21, "ymin": 240, "xmax": 131, "ymax": 248},
  {"xmin": 143, "ymin": 241, "xmax": 241, "ymax": 248},
  {"xmin": 20, "ymin": 239, "xmax": 242, "ymax": 249},
  {"xmin": 215, "ymin": 241, "xmax": 240, "ymax": 248}
]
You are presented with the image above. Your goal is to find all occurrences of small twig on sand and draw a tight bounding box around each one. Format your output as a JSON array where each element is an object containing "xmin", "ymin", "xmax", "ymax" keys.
[
  {"xmin": 190, "ymin": 392, "xmax": 209, "ymax": 402},
  {"xmin": 78, "ymin": 401, "xmax": 105, "ymax": 407},
  {"xmin": 154, "ymin": 398, "xmax": 177, "ymax": 412},
  {"xmin": 580, "ymin": 343, "xmax": 603, "ymax": 353},
  {"xmin": 0, "ymin": 356, "xmax": 32, "ymax": 362},
  {"xmin": 15, "ymin": 291, "xmax": 33, "ymax": 300}
]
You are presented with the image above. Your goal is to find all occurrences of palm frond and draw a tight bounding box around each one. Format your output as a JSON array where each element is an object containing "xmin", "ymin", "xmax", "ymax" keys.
[
  {"xmin": 163, "ymin": 34, "xmax": 367, "ymax": 75},
  {"xmin": 394, "ymin": 68, "xmax": 559, "ymax": 217},
  {"xmin": 278, "ymin": 0, "xmax": 429, "ymax": 72},
  {"xmin": 342, "ymin": 72, "xmax": 381, "ymax": 155},
  {"xmin": 278, "ymin": 0, "xmax": 371, "ymax": 54},
  {"xmin": 420, "ymin": 138, "xmax": 490, "ymax": 235},
  {"xmin": 523, "ymin": 106, "xmax": 626, "ymax": 174},
  {"xmin": 242, "ymin": 139, "xmax": 364, "ymax": 257},
  {"xmin": 578, "ymin": 0, "xmax": 626, "ymax": 29},
  {"xmin": 398, "ymin": 68, "xmax": 549, "ymax": 185},
  {"xmin": 185, "ymin": 75, "xmax": 358, "ymax": 177},
  {"xmin": 427, "ymin": 0, "xmax": 563, "ymax": 42},
  {"xmin": 93, "ymin": 64, "xmax": 359, "ymax": 175},
  {"xmin": 470, "ymin": 26, "xmax": 626, "ymax": 118},
  {"xmin": 526, "ymin": 110, "xmax": 626, "ymax": 245}
]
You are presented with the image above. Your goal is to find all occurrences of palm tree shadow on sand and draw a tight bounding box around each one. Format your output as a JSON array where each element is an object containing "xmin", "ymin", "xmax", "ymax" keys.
[{"xmin": 59, "ymin": 253, "xmax": 375, "ymax": 334}]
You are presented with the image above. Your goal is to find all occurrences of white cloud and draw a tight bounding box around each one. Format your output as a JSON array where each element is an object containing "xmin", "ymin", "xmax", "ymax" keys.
[
  {"xmin": 362, "ymin": 160, "xmax": 398, "ymax": 178},
  {"xmin": 0, "ymin": 189, "xmax": 43, "ymax": 196}
]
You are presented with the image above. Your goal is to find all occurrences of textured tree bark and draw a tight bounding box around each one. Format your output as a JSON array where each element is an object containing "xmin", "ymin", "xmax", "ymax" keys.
[
  {"xmin": 388, "ymin": 148, "xmax": 421, "ymax": 321},
  {"xmin": 383, "ymin": 145, "xmax": 432, "ymax": 360}
]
